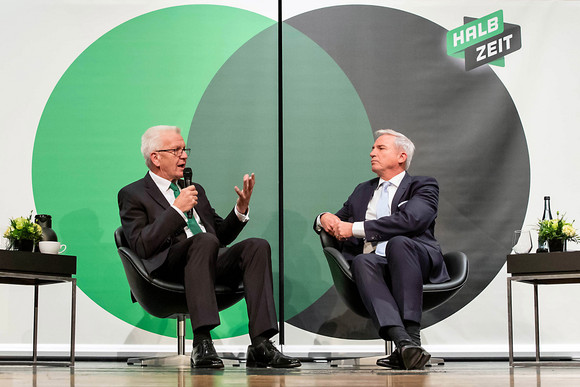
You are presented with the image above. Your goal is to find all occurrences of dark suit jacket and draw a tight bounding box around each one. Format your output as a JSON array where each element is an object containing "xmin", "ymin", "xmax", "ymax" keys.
[
  {"xmin": 329, "ymin": 172, "xmax": 449, "ymax": 284},
  {"xmin": 118, "ymin": 172, "xmax": 246, "ymax": 273}
]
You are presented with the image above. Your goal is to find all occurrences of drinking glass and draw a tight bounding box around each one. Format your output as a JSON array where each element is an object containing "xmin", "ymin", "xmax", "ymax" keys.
[{"xmin": 512, "ymin": 230, "xmax": 533, "ymax": 254}]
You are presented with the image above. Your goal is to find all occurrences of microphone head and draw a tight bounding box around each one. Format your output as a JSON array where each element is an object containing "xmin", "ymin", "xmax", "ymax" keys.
[{"xmin": 183, "ymin": 167, "xmax": 192, "ymax": 180}]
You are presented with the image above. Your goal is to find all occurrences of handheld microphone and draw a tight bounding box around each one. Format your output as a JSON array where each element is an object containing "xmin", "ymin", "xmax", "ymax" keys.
[{"xmin": 183, "ymin": 167, "xmax": 193, "ymax": 219}]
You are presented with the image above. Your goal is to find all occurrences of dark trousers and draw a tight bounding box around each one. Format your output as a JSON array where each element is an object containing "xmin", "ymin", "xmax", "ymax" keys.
[
  {"xmin": 152, "ymin": 233, "xmax": 278, "ymax": 340},
  {"xmin": 350, "ymin": 236, "xmax": 432, "ymax": 330}
]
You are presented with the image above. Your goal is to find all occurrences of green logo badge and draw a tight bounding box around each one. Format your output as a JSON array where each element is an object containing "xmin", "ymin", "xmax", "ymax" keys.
[{"xmin": 447, "ymin": 10, "xmax": 521, "ymax": 71}]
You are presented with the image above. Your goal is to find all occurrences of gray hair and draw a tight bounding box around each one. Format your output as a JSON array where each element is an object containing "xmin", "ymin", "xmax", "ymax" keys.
[
  {"xmin": 141, "ymin": 125, "xmax": 181, "ymax": 169},
  {"xmin": 374, "ymin": 129, "xmax": 415, "ymax": 170}
]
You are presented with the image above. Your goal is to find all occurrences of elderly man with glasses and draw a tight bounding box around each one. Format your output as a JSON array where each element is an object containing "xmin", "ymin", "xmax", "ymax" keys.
[{"xmin": 118, "ymin": 125, "xmax": 300, "ymax": 369}]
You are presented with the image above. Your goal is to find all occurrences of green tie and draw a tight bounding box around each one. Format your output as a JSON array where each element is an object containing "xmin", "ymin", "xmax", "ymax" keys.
[{"xmin": 169, "ymin": 182, "xmax": 203, "ymax": 235}]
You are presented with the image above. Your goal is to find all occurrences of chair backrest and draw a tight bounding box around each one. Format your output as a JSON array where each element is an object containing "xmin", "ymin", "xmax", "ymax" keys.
[
  {"xmin": 422, "ymin": 251, "xmax": 469, "ymax": 312},
  {"xmin": 319, "ymin": 230, "xmax": 370, "ymax": 317},
  {"xmin": 114, "ymin": 226, "xmax": 128, "ymax": 249},
  {"xmin": 424, "ymin": 251, "xmax": 469, "ymax": 293},
  {"xmin": 115, "ymin": 227, "xmax": 189, "ymax": 318},
  {"xmin": 114, "ymin": 227, "xmax": 245, "ymax": 318},
  {"xmin": 322, "ymin": 246, "xmax": 371, "ymax": 317},
  {"xmin": 319, "ymin": 229, "xmax": 469, "ymax": 316}
]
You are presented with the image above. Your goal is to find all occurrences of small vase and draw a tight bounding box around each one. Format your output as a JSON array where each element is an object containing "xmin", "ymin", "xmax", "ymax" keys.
[
  {"xmin": 35, "ymin": 214, "xmax": 58, "ymax": 241},
  {"xmin": 548, "ymin": 239, "xmax": 566, "ymax": 252},
  {"xmin": 12, "ymin": 239, "xmax": 35, "ymax": 252}
]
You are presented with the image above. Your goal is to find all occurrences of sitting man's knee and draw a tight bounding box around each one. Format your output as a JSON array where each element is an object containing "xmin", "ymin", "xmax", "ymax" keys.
[
  {"xmin": 387, "ymin": 235, "xmax": 414, "ymax": 251},
  {"xmin": 189, "ymin": 232, "xmax": 220, "ymax": 251},
  {"xmin": 246, "ymin": 238, "xmax": 271, "ymax": 254},
  {"xmin": 351, "ymin": 253, "xmax": 379, "ymax": 273}
]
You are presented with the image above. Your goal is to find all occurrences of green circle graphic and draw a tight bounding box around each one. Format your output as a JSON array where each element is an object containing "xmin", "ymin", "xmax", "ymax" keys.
[
  {"xmin": 32, "ymin": 5, "xmax": 276, "ymax": 339},
  {"xmin": 32, "ymin": 4, "xmax": 372, "ymax": 340}
]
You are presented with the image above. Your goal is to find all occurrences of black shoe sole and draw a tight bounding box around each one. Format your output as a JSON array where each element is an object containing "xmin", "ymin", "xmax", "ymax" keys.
[
  {"xmin": 415, "ymin": 351, "xmax": 431, "ymax": 369},
  {"xmin": 246, "ymin": 361, "xmax": 302, "ymax": 368},
  {"xmin": 246, "ymin": 361, "xmax": 268, "ymax": 368},
  {"xmin": 191, "ymin": 360, "xmax": 224, "ymax": 369},
  {"xmin": 376, "ymin": 359, "xmax": 401, "ymax": 369},
  {"xmin": 400, "ymin": 347, "xmax": 430, "ymax": 370}
]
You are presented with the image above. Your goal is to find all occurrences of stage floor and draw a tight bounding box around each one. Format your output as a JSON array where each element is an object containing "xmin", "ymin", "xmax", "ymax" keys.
[{"xmin": 2, "ymin": 360, "xmax": 580, "ymax": 386}]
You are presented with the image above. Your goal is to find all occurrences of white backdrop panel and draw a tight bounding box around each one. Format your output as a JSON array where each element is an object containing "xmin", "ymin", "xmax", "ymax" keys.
[{"xmin": 1, "ymin": 0, "xmax": 579, "ymax": 358}]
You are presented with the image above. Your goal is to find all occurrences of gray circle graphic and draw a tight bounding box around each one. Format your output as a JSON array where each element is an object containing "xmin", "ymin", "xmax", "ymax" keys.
[{"xmin": 286, "ymin": 5, "xmax": 529, "ymax": 338}]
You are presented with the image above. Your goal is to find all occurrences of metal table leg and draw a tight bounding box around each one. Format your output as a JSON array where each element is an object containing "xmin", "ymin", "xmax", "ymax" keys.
[
  {"xmin": 33, "ymin": 285, "xmax": 39, "ymax": 364},
  {"xmin": 533, "ymin": 283, "xmax": 540, "ymax": 363},
  {"xmin": 507, "ymin": 277, "xmax": 514, "ymax": 366},
  {"xmin": 70, "ymin": 278, "xmax": 76, "ymax": 366}
]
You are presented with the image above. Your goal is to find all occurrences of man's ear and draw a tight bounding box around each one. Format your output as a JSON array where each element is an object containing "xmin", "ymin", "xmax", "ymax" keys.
[
  {"xmin": 399, "ymin": 152, "xmax": 408, "ymax": 165},
  {"xmin": 150, "ymin": 152, "xmax": 160, "ymax": 168}
]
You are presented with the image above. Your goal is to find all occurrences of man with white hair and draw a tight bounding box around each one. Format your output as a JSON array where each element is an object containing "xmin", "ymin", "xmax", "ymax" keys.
[
  {"xmin": 315, "ymin": 129, "xmax": 449, "ymax": 370},
  {"xmin": 118, "ymin": 125, "xmax": 300, "ymax": 369}
]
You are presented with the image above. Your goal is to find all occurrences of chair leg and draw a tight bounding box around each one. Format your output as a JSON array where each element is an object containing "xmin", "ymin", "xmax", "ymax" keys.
[
  {"xmin": 385, "ymin": 340, "xmax": 393, "ymax": 356},
  {"xmin": 177, "ymin": 315, "xmax": 186, "ymax": 356},
  {"xmin": 329, "ymin": 342, "xmax": 391, "ymax": 367},
  {"xmin": 126, "ymin": 315, "xmax": 241, "ymax": 367},
  {"xmin": 427, "ymin": 357, "xmax": 445, "ymax": 366},
  {"xmin": 127, "ymin": 315, "xmax": 190, "ymax": 367}
]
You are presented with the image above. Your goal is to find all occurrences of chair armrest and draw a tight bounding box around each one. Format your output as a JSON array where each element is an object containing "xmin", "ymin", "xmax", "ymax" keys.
[
  {"xmin": 319, "ymin": 229, "xmax": 341, "ymax": 250},
  {"xmin": 323, "ymin": 246, "xmax": 354, "ymax": 282},
  {"xmin": 118, "ymin": 246, "xmax": 185, "ymax": 293},
  {"xmin": 423, "ymin": 251, "xmax": 469, "ymax": 292}
]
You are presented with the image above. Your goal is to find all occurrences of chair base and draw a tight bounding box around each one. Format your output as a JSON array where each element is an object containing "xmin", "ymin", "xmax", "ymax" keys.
[
  {"xmin": 127, "ymin": 354, "xmax": 242, "ymax": 367},
  {"xmin": 428, "ymin": 357, "xmax": 445, "ymax": 366},
  {"xmin": 330, "ymin": 355, "xmax": 445, "ymax": 368},
  {"xmin": 330, "ymin": 356, "xmax": 380, "ymax": 367},
  {"xmin": 127, "ymin": 354, "xmax": 191, "ymax": 367}
]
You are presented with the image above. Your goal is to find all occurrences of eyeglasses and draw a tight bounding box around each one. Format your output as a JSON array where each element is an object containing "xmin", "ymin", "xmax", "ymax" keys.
[{"xmin": 155, "ymin": 148, "xmax": 191, "ymax": 157}]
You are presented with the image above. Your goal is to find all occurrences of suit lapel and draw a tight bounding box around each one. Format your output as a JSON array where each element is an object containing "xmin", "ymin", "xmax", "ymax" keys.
[
  {"xmin": 391, "ymin": 172, "xmax": 410, "ymax": 210},
  {"xmin": 144, "ymin": 173, "xmax": 171, "ymax": 210},
  {"xmin": 357, "ymin": 178, "xmax": 378, "ymax": 220}
]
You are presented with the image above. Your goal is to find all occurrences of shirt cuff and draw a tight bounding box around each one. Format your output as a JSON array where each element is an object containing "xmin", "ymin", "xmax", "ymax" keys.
[
  {"xmin": 315, "ymin": 213, "xmax": 325, "ymax": 232},
  {"xmin": 352, "ymin": 221, "xmax": 365, "ymax": 238},
  {"xmin": 235, "ymin": 206, "xmax": 250, "ymax": 222}
]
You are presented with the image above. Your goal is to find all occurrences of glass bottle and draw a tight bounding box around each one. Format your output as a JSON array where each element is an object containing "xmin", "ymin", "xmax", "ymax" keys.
[{"xmin": 536, "ymin": 196, "xmax": 552, "ymax": 253}]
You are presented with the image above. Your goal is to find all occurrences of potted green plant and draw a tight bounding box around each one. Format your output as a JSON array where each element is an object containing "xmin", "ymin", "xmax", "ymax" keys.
[
  {"xmin": 538, "ymin": 212, "xmax": 578, "ymax": 252},
  {"xmin": 3, "ymin": 212, "xmax": 43, "ymax": 251}
]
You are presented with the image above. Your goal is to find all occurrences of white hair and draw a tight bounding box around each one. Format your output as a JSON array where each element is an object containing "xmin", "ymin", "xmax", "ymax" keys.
[
  {"xmin": 374, "ymin": 129, "xmax": 415, "ymax": 170},
  {"xmin": 141, "ymin": 125, "xmax": 181, "ymax": 169}
]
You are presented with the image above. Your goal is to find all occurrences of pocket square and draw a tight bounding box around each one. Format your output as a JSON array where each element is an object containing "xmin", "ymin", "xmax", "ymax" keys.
[{"xmin": 398, "ymin": 200, "xmax": 408, "ymax": 207}]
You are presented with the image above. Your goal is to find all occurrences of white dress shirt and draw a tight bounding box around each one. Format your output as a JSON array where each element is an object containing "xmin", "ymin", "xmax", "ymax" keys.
[
  {"xmin": 316, "ymin": 171, "xmax": 405, "ymax": 254},
  {"xmin": 149, "ymin": 171, "xmax": 249, "ymax": 238},
  {"xmin": 355, "ymin": 171, "xmax": 405, "ymax": 253}
]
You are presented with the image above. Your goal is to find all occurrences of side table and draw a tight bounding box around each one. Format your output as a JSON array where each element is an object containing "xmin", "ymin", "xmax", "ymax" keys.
[
  {"xmin": 0, "ymin": 249, "xmax": 76, "ymax": 366},
  {"xmin": 507, "ymin": 251, "xmax": 580, "ymax": 366}
]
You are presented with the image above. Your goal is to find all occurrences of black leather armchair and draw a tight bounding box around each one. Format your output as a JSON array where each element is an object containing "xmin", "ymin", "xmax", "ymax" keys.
[
  {"xmin": 319, "ymin": 229, "xmax": 468, "ymax": 364},
  {"xmin": 114, "ymin": 227, "xmax": 245, "ymax": 366}
]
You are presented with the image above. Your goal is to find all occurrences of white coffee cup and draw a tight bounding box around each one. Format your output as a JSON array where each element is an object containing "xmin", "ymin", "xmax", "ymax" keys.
[{"xmin": 39, "ymin": 241, "xmax": 67, "ymax": 254}]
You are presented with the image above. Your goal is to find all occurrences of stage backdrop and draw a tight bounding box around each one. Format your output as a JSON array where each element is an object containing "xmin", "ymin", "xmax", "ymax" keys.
[{"xmin": 1, "ymin": 0, "xmax": 580, "ymax": 359}]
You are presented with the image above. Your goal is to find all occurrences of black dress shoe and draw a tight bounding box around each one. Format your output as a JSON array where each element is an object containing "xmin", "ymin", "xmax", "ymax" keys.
[
  {"xmin": 246, "ymin": 340, "xmax": 301, "ymax": 368},
  {"xmin": 398, "ymin": 340, "xmax": 431, "ymax": 370},
  {"xmin": 191, "ymin": 339, "xmax": 224, "ymax": 369},
  {"xmin": 376, "ymin": 349, "xmax": 401, "ymax": 369}
]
